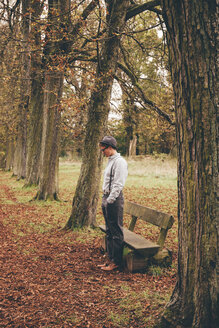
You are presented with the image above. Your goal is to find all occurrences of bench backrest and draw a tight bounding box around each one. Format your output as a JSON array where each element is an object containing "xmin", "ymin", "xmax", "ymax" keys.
[{"xmin": 124, "ymin": 201, "xmax": 174, "ymax": 247}]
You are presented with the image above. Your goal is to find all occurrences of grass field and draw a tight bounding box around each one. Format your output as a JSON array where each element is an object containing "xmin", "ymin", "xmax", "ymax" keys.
[
  {"xmin": 59, "ymin": 154, "xmax": 177, "ymax": 190},
  {"xmin": 59, "ymin": 155, "xmax": 178, "ymax": 234},
  {"xmin": 0, "ymin": 155, "xmax": 178, "ymax": 327}
]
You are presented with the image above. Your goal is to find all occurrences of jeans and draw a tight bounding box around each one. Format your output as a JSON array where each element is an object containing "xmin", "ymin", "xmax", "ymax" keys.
[{"xmin": 102, "ymin": 192, "xmax": 124, "ymax": 266}]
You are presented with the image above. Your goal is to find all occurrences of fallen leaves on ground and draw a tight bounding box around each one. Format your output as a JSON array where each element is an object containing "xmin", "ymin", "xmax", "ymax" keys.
[{"xmin": 0, "ymin": 171, "xmax": 177, "ymax": 328}]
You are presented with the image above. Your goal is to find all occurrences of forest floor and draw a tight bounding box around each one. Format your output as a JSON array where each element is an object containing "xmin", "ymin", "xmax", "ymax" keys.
[{"xmin": 0, "ymin": 160, "xmax": 178, "ymax": 328}]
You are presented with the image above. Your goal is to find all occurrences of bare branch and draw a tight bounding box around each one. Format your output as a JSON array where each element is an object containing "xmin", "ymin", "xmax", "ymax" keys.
[
  {"xmin": 70, "ymin": 0, "xmax": 98, "ymax": 36},
  {"xmin": 126, "ymin": 0, "xmax": 161, "ymax": 21},
  {"xmin": 117, "ymin": 62, "xmax": 175, "ymax": 125}
]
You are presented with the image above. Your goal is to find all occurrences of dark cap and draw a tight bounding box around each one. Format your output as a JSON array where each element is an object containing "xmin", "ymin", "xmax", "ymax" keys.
[{"xmin": 100, "ymin": 136, "xmax": 117, "ymax": 149}]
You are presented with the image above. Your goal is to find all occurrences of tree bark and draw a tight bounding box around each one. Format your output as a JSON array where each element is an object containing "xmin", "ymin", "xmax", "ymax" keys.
[
  {"xmin": 34, "ymin": 0, "xmax": 70, "ymax": 200},
  {"xmin": 25, "ymin": 0, "xmax": 44, "ymax": 186},
  {"xmin": 129, "ymin": 136, "xmax": 137, "ymax": 156},
  {"xmin": 66, "ymin": 0, "xmax": 130, "ymax": 229},
  {"xmin": 26, "ymin": 76, "xmax": 44, "ymax": 186},
  {"xmin": 5, "ymin": 135, "xmax": 15, "ymax": 171},
  {"xmin": 158, "ymin": 1, "xmax": 218, "ymax": 327},
  {"xmin": 35, "ymin": 71, "xmax": 63, "ymax": 200},
  {"xmin": 122, "ymin": 90, "xmax": 139, "ymax": 156},
  {"xmin": 13, "ymin": 0, "xmax": 31, "ymax": 180}
]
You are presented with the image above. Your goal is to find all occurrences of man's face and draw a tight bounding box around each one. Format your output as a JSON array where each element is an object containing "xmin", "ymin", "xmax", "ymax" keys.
[{"xmin": 100, "ymin": 145, "xmax": 111, "ymax": 157}]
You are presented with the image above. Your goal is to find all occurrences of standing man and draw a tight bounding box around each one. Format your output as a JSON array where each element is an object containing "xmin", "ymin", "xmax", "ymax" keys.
[{"xmin": 99, "ymin": 136, "xmax": 128, "ymax": 271}]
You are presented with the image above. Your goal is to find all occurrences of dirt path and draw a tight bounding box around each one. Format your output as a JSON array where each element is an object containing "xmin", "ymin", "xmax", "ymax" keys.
[{"xmin": 0, "ymin": 172, "xmax": 176, "ymax": 327}]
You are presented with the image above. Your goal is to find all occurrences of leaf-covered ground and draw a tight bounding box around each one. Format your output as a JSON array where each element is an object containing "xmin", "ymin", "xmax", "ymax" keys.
[{"xmin": 0, "ymin": 169, "xmax": 177, "ymax": 328}]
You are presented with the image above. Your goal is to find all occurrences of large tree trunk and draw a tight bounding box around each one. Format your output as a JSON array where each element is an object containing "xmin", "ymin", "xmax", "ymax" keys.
[
  {"xmin": 158, "ymin": 1, "xmax": 218, "ymax": 327},
  {"xmin": 13, "ymin": 0, "xmax": 31, "ymax": 179},
  {"xmin": 66, "ymin": 0, "xmax": 130, "ymax": 229},
  {"xmin": 25, "ymin": 0, "xmax": 44, "ymax": 186}
]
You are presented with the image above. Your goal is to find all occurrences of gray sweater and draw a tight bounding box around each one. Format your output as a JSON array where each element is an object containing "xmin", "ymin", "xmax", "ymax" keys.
[{"xmin": 102, "ymin": 153, "xmax": 128, "ymax": 203}]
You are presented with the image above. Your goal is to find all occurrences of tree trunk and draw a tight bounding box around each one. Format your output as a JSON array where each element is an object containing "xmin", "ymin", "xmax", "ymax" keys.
[
  {"xmin": 129, "ymin": 136, "xmax": 137, "ymax": 156},
  {"xmin": 13, "ymin": 0, "xmax": 31, "ymax": 180},
  {"xmin": 34, "ymin": 0, "xmax": 70, "ymax": 200},
  {"xmin": 122, "ymin": 92, "xmax": 134, "ymax": 156},
  {"xmin": 158, "ymin": 1, "xmax": 218, "ymax": 327},
  {"xmin": 35, "ymin": 71, "xmax": 63, "ymax": 200},
  {"xmin": 26, "ymin": 77, "xmax": 44, "ymax": 186},
  {"xmin": 25, "ymin": 0, "xmax": 44, "ymax": 186},
  {"xmin": 66, "ymin": 0, "xmax": 130, "ymax": 229},
  {"xmin": 122, "ymin": 90, "xmax": 139, "ymax": 156},
  {"xmin": 5, "ymin": 136, "xmax": 15, "ymax": 171}
]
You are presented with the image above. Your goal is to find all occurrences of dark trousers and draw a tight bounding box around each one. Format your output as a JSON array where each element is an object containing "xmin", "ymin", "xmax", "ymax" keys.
[{"xmin": 102, "ymin": 192, "xmax": 124, "ymax": 266}]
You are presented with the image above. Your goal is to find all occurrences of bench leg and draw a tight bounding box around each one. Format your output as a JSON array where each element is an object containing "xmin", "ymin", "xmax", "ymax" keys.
[
  {"xmin": 125, "ymin": 250, "xmax": 149, "ymax": 273},
  {"xmin": 124, "ymin": 248, "xmax": 172, "ymax": 272}
]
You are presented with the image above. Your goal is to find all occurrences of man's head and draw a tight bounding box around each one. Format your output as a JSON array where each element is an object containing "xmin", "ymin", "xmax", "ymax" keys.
[{"xmin": 99, "ymin": 136, "xmax": 117, "ymax": 157}]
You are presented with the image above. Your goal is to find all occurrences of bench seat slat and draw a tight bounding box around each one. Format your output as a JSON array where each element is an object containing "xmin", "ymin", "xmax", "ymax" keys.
[{"xmin": 99, "ymin": 225, "xmax": 160, "ymax": 257}]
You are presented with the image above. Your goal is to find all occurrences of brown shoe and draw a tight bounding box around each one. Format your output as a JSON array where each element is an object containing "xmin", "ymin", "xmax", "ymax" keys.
[{"xmin": 101, "ymin": 263, "xmax": 118, "ymax": 271}]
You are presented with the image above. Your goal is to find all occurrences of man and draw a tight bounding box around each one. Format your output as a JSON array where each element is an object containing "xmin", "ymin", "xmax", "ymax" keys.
[{"xmin": 99, "ymin": 136, "xmax": 128, "ymax": 271}]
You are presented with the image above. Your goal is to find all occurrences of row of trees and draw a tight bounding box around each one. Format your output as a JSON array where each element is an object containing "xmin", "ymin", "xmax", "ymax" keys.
[
  {"xmin": 0, "ymin": 0, "xmax": 175, "ymax": 220},
  {"xmin": 1, "ymin": 0, "xmax": 175, "ymax": 174},
  {"xmin": 0, "ymin": 0, "xmax": 218, "ymax": 327}
]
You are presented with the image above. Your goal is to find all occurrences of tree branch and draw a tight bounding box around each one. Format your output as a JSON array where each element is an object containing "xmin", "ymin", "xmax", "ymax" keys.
[
  {"xmin": 117, "ymin": 62, "xmax": 175, "ymax": 125},
  {"xmin": 66, "ymin": 52, "xmax": 174, "ymax": 125},
  {"xmin": 126, "ymin": 0, "xmax": 161, "ymax": 21},
  {"xmin": 70, "ymin": 0, "xmax": 98, "ymax": 37}
]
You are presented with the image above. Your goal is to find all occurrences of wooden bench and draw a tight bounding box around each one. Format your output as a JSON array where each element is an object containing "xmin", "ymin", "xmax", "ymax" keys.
[{"xmin": 99, "ymin": 201, "xmax": 174, "ymax": 272}]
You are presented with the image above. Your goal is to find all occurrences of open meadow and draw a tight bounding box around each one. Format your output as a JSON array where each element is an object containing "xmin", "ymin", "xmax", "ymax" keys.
[{"xmin": 0, "ymin": 155, "xmax": 178, "ymax": 327}]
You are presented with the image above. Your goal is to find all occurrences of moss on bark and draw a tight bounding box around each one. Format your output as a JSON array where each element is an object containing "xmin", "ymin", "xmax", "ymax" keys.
[{"xmin": 160, "ymin": 0, "xmax": 218, "ymax": 327}]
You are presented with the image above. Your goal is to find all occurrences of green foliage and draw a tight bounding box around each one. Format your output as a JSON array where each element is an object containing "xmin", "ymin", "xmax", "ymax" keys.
[{"xmin": 113, "ymin": 10, "xmax": 175, "ymax": 156}]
